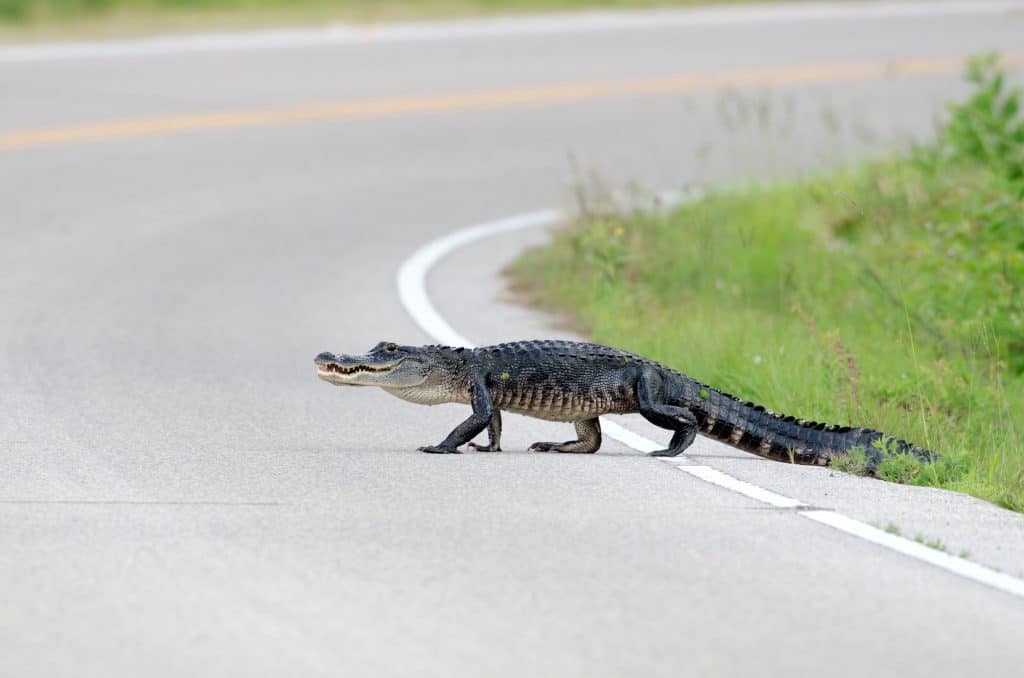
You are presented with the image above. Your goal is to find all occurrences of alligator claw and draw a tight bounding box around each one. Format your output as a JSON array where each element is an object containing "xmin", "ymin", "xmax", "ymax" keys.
[
  {"xmin": 418, "ymin": 445, "xmax": 461, "ymax": 454},
  {"xmin": 467, "ymin": 443, "xmax": 501, "ymax": 452},
  {"xmin": 528, "ymin": 442, "xmax": 555, "ymax": 452},
  {"xmin": 649, "ymin": 449, "xmax": 681, "ymax": 457}
]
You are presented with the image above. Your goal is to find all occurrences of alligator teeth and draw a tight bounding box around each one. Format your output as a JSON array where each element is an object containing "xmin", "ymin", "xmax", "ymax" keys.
[{"xmin": 322, "ymin": 364, "xmax": 389, "ymax": 375}]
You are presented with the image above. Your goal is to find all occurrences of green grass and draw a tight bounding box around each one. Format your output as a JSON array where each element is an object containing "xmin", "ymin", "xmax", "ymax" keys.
[
  {"xmin": 0, "ymin": 0, "xmax": 815, "ymax": 40},
  {"xmin": 509, "ymin": 55, "xmax": 1024, "ymax": 512}
]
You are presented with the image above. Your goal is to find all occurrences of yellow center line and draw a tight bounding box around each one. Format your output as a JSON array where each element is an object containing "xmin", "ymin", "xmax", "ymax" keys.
[{"xmin": 3, "ymin": 53, "xmax": 1023, "ymax": 151}]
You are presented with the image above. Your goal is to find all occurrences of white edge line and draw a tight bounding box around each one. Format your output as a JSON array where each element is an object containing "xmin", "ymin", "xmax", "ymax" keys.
[
  {"xmin": 680, "ymin": 465, "xmax": 806, "ymax": 508},
  {"xmin": 395, "ymin": 197, "xmax": 1024, "ymax": 601},
  {"xmin": 396, "ymin": 208, "xmax": 562, "ymax": 349},
  {"xmin": 2, "ymin": 1, "xmax": 1023, "ymax": 63},
  {"xmin": 803, "ymin": 511, "xmax": 1024, "ymax": 597}
]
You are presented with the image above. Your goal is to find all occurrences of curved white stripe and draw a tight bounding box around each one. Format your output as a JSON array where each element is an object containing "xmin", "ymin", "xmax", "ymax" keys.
[
  {"xmin": 397, "ymin": 209, "xmax": 560, "ymax": 349},
  {"xmin": 395, "ymin": 205, "xmax": 1024, "ymax": 600},
  {"xmin": 2, "ymin": 1, "xmax": 1022, "ymax": 63}
]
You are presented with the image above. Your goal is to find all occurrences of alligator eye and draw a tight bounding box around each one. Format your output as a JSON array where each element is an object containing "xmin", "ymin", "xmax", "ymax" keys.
[{"xmin": 385, "ymin": 343, "xmax": 398, "ymax": 352}]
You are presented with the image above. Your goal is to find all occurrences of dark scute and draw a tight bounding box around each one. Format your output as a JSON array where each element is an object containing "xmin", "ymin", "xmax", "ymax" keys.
[{"xmin": 738, "ymin": 430, "xmax": 761, "ymax": 449}]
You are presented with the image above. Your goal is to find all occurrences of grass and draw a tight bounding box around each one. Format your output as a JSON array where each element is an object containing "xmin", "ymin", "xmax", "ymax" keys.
[
  {"xmin": 509, "ymin": 55, "xmax": 1024, "ymax": 512},
  {"xmin": 914, "ymin": 533, "xmax": 948, "ymax": 553},
  {"xmin": 0, "ymin": 0, "xmax": 818, "ymax": 41},
  {"xmin": 878, "ymin": 521, "xmax": 970, "ymax": 558}
]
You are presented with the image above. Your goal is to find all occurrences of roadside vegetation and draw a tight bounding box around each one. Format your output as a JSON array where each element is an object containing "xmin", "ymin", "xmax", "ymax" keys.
[
  {"xmin": 510, "ymin": 56, "xmax": 1024, "ymax": 512},
  {"xmin": 0, "ymin": 0, "xmax": 804, "ymax": 40}
]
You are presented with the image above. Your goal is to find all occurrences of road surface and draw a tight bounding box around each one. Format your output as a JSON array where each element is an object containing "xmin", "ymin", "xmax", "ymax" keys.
[{"xmin": 3, "ymin": 3, "xmax": 1024, "ymax": 676}]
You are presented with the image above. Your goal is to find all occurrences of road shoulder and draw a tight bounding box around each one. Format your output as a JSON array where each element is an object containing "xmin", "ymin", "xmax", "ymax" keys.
[{"xmin": 427, "ymin": 212, "xmax": 1024, "ymax": 579}]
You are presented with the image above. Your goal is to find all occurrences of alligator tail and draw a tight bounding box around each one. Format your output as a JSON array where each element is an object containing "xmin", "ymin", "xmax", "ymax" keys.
[{"xmin": 682, "ymin": 382, "xmax": 936, "ymax": 471}]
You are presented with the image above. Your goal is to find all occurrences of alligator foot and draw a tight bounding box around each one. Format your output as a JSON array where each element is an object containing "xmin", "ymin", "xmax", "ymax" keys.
[
  {"xmin": 467, "ymin": 442, "xmax": 501, "ymax": 452},
  {"xmin": 528, "ymin": 441, "xmax": 597, "ymax": 453},
  {"xmin": 418, "ymin": 445, "xmax": 462, "ymax": 454},
  {"xmin": 528, "ymin": 420, "xmax": 601, "ymax": 453},
  {"xmin": 647, "ymin": 427, "xmax": 696, "ymax": 458}
]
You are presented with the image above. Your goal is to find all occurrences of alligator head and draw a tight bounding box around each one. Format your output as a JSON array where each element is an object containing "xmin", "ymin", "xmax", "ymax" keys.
[{"xmin": 314, "ymin": 341, "xmax": 435, "ymax": 388}]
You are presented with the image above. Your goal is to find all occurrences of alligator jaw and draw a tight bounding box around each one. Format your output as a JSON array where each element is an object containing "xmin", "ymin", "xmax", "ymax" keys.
[{"xmin": 314, "ymin": 352, "xmax": 404, "ymax": 386}]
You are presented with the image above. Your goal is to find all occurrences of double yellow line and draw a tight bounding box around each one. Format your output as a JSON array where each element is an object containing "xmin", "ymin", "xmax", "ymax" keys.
[{"xmin": 3, "ymin": 53, "xmax": 1023, "ymax": 151}]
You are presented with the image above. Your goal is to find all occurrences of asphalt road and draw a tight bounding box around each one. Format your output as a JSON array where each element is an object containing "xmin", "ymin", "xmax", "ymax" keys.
[{"xmin": 3, "ymin": 3, "xmax": 1024, "ymax": 676}]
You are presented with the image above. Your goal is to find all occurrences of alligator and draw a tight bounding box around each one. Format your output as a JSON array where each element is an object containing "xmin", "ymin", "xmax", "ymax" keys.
[{"xmin": 314, "ymin": 339, "xmax": 934, "ymax": 470}]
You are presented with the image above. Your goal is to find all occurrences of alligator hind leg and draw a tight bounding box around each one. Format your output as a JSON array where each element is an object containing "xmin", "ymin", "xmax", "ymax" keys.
[
  {"xmin": 529, "ymin": 418, "xmax": 601, "ymax": 453},
  {"xmin": 468, "ymin": 410, "xmax": 503, "ymax": 452},
  {"xmin": 637, "ymin": 371, "xmax": 698, "ymax": 457}
]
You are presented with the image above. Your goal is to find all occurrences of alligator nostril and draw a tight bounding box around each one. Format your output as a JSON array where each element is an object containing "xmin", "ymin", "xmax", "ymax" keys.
[{"xmin": 315, "ymin": 352, "xmax": 334, "ymax": 365}]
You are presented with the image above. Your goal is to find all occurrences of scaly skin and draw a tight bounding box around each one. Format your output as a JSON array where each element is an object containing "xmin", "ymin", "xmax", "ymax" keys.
[{"xmin": 314, "ymin": 339, "xmax": 934, "ymax": 470}]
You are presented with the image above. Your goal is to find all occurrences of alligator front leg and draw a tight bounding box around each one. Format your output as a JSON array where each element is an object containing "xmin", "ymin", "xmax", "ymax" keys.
[
  {"xmin": 468, "ymin": 410, "xmax": 502, "ymax": 452},
  {"xmin": 529, "ymin": 418, "xmax": 601, "ymax": 453},
  {"xmin": 636, "ymin": 370, "xmax": 698, "ymax": 457},
  {"xmin": 419, "ymin": 376, "xmax": 493, "ymax": 454}
]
